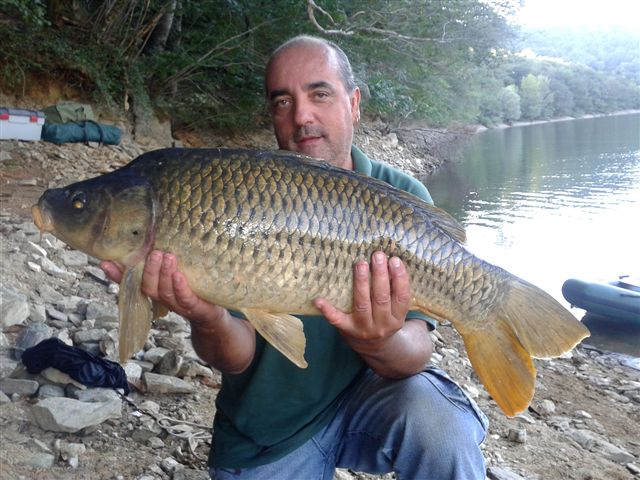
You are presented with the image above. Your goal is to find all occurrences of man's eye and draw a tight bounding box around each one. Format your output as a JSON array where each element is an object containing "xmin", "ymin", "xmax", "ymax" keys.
[
  {"xmin": 314, "ymin": 91, "xmax": 329, "ymax": 99},
  {"xmin": 273, "ymin": 98, "xmax": 290, "ymax": 108}
]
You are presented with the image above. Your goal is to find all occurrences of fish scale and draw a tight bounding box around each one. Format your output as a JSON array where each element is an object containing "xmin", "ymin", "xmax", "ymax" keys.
[{"xmin": 32, "ymin": 147, "xmax": 589, "ymax": 416}]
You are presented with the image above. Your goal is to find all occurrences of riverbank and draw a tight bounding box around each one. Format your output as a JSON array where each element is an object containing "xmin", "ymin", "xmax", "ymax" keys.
[
  {"xmin": 1, "ymin": 121, "xmax": 639, "ymax": 479},
  {"xmin": 474, "ymin": 109, "xmax": 640, "ymax": 132}
]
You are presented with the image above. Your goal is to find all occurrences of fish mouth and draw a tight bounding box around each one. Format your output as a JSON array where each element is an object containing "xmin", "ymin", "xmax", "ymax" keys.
[{"xmin": 31, "ymin": 204, "xmax": 53, "ymax": 234}]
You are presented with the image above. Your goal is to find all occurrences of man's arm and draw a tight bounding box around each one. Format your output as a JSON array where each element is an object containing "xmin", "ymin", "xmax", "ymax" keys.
[
  {"xmin": 314, "ymin": 251, "xmax": 433, "ymax": 379},
  {"xmin": 101, "ymin": 251, "xmax": 256, "ymax": 374}
]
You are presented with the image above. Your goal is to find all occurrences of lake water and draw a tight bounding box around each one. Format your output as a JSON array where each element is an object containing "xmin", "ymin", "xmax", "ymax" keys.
[{"xmin": 423, "ymin": 113, "xmax": 640, "ymax": 355}]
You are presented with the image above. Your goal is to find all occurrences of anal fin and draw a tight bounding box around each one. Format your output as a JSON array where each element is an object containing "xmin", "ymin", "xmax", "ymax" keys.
[
  {"xmin": 241, "ymin": 309, "xmax": 308, "ymax": 368},
  {"xmin": 118, "ymin": 264, "xmax": 152, "ymax": 363}
]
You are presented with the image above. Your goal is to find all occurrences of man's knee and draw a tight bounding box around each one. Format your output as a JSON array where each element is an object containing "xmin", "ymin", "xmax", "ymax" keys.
[{"xmin": 392, "ymin": 367, "xmax": 488, "ymax": 448}]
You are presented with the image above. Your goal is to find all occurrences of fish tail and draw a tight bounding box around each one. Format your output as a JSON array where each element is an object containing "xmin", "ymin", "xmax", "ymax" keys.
[{"xmin": 417, "ymin": 278, "xmax": 590, "ymax": 416}]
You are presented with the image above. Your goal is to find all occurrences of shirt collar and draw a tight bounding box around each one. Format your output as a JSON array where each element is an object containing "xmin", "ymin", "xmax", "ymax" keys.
[{"xmin": 351, "ymin": 145, "xmax": 372, "ymax": 175}]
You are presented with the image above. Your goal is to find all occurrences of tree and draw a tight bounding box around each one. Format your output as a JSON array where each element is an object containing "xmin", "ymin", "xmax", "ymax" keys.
[{"xmin": 500, "ymin": 85, "xmax": 521, "ymax": 122}]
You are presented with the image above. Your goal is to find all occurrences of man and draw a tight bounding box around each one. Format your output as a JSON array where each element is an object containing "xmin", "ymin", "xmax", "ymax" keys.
[{"xmin": 102, "ymin": 35, "xmax": 488, "ymax": 479}]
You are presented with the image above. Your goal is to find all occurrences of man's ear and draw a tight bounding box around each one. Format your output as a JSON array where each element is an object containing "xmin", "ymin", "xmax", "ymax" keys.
[{"xmin": 351, "ymin": 87, "xmax": 361, "ymax": 123}]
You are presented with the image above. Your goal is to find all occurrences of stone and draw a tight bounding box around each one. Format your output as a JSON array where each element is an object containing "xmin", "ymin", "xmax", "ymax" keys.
[
  {"xmin": 60, "ymin": 250, "xmax": 89, "ymax": 267},
  {"xmin": 37, "ymin": 384, "xmax": 66, "ymax": 399},
  {"xmin": 157, "ymin": 349, "xmax": 183, "ymax": 377},
  {"xmin": 144, "ymin": 347, "xmax": 170, "ymax": 365},
  {"xmin": 16, "ymin": 452, "xmax": 56, "ymax": 469},
  {"xmin": 178, "ymin": 360, "xmax": 214, "ymax": 379},
  {"xmin": 73, "ymin": 387, "xmax": 122, "ymax": 403},
  {"xmin": 0, "ymin": 378, "xmax": 39, "ymax": 396},
  {"xmin": 597, "ymin": 440, "xmax": 635, "ymax": 463},
  {"xmin": 533, "ymin": 398, "xmax": 556, "ymax": 416},
  {"xmin": 26, "ymin": 240, "xmax": 47, "ymax": 258},
  {"xmin": 148, "ymin": 436, "xmax": 166, "ymax": 449},
  {"xmin": 31, "ymin": 397, "xmax": 122, "ymax": 433},
  {"xmin": 0, "ymin": 287, "xmax": 30, "ymax": 328},
  {"xmin": 487, "ymin": 466, "xmax": 528, "ymax": 480},
  {"xmin": 11, "ymin": 321, "xmax": 52, "ymax": 360},
  {"xmin": 39, "ymin": 256, "xmax": 76, "ymax": 281},
  {"xmin": 46, "ymin": 306, "xmax": 68, "ymax": 322},
  {"xmin": 55, "ymin": 439, "xmax": 87, "ymax": 468},
  {"xmin": 36, "ymin": 283, "xmax": 64, "ymax": 304},
  {"xmin": 507, "ymin": 427, "xmax": 527, "ymax": 443},
  {"xmin": 29, "ymin": 304, "xmax": 47, "ymax": 323},
  {"xmin": 144, "ymin": 372, "xmax": 195, "ymax": 394},
  {"xmin": 39, "ymin": 367, "xmax": 86, "ymax": 389},
  {"xmin": 0, "ymin": 356, "xmax": 18, "ymax": 380},
  {"xmin": 74, "ymin": 328, "xmax": 108, "ymax": 344},
  {"xmin": 160, "ymin": 456, "xmax": 181, "ymax": 473},
  {"xmin": 123, "ymin": 361, "xmax": 143, "ymax": 385},
  {"xmin": 173, "ymin": 469, "xmax": 211, "ymax": 480},
  {"xmin": 85, "ymin": 301, "xmax": 117, "ymax": 320}
]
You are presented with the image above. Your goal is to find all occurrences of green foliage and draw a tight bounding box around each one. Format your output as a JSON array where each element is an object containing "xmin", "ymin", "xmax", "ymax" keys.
[
  {"xmin": 519, "ymin": 26, "xmax": 640, "ymax": 83},
  {"xmin": 0, "ymin": 0, "xmax": 48, "ymax": 27},
  {"xmin": 1, "ymin": 1, "xmax": 638, "ymax": 130},
  {"xmin": 499, "ymin": 85, "xmax": 521, "ymax": 123}
]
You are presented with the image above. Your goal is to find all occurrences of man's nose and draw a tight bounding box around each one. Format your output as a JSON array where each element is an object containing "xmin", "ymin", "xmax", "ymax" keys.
[{"xmin": 293, "ymin": 98, "xmax": 314, "ymax": 126}]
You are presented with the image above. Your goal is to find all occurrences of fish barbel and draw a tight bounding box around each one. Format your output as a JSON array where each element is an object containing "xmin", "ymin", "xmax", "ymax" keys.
[{"xmin": 32, "ymin": 148, "xmax": 589, "ymax": 416}]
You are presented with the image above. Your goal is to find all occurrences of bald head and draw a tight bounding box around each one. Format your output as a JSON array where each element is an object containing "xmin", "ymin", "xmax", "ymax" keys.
[
  {"xmin": 264, "ymin": 35, "xmax": 361, "ymax": 169},
  {"xmin": 266, "ymin": 35, "xmax": 357, "ymax": 96}
]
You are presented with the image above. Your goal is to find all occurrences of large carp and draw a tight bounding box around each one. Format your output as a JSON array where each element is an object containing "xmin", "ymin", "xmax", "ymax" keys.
[{"xmin": 32, "ymin": 148, "xmax": 589, "ymax": 416}]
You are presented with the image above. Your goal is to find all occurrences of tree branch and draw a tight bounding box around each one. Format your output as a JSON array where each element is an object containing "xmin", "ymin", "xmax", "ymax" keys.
[{"xmin": 305, "ymin": 0, "xmax": 461, "ymax": 43}]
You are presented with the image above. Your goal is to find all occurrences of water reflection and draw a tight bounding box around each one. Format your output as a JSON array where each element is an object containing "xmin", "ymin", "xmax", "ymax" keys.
[{"xmin": 423, "ymin": 114, "xmax": 640, "ymax": 334}]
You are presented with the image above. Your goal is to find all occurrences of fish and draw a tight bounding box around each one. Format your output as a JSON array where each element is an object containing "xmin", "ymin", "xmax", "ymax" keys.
[{"xmin": 32, "ymin": 147, "xmax": 589, "ymax": 416}]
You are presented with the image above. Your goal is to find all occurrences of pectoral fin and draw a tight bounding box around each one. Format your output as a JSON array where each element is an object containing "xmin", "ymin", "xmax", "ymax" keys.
[
  {"xmin": 241, "ymin": 309, "xmax": 308, "ymax": 368},
  {"xmin": 118, "ymin": 264, "xmax": 152, "ymax": 363}
]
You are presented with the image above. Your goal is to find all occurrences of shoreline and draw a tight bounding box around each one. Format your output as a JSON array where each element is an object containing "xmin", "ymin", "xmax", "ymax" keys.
[{"xmin": 472, "ymin": 109, "xmax": 640, "ymax": 133}]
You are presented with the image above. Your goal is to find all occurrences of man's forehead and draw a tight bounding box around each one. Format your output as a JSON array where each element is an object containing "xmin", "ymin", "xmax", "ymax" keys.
[{"xmin": 267, "ymin": 45, "xmax": 343, "ymax": 93}]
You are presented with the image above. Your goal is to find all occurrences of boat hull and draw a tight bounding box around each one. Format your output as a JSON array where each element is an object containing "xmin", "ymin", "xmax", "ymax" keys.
[{"xmin": 562, "ymin": 278, "xmax": 640, "ymax": 323}]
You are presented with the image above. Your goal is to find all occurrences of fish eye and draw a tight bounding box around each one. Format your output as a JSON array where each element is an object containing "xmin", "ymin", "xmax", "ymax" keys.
[{"xmin": 71, "ymin": 191, "xmax": 87, "ymax": 210}]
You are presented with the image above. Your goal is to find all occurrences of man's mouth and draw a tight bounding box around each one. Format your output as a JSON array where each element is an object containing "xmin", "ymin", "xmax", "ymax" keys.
[
  {"xmin": 297, "ymin": 136, "xmax": 322, "ymax": 145},
  {"xmin": 294, "ymin": 125, "xmax": 324, "ymax": 148}
]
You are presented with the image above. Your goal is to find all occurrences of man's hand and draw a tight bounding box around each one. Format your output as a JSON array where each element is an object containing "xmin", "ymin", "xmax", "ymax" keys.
[
  {"xmin": 100, "ymin": 251, "xmax": 256, "ymax": 372},
  {"xmin": 100, "ymin": 251, "xmax": 223, "ymax": 325},
  {"xmin": 314, "ymin": 251, "xmax": 432, "ymax": 378}
]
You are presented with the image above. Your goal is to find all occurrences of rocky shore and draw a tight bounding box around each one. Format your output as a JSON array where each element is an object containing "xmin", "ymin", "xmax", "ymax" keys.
[{"xmin": 1, "ymin": 128, "xmax": 639, "ymax": 480}]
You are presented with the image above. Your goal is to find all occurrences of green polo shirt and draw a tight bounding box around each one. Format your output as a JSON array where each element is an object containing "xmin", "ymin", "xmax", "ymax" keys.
[{"xmin": 210, "ymin": 146, "xmax": 436, "ymax": 469}]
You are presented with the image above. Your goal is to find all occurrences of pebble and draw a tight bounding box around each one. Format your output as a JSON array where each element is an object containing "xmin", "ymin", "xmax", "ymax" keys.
[{"xmin": 507, "ymin": 427, "xmax": 527, "ymax": 444}]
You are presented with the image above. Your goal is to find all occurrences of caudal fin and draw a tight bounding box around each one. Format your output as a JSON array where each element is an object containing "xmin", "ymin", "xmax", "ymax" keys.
[{"xmin": 425, "ymin": 278, "xmax": 590, "ymax": 416}]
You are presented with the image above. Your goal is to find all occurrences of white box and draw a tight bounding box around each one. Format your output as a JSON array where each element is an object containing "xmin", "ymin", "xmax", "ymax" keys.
[{"xmin": 0, "ymin": 107, "xmax": 46, "ymax": 141}]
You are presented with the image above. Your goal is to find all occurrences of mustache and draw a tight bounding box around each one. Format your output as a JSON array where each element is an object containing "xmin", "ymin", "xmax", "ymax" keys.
[{"xmin": 294, "ymin": 125, "xmax": 324, "ymax": 142}]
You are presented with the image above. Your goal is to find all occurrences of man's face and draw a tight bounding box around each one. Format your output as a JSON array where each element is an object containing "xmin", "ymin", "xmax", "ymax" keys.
[{"xmin": 266, "ymin": 44, "xmax": 360, "ymax": 170}]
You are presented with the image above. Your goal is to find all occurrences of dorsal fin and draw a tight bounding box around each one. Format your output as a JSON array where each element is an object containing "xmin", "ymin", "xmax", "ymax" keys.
[{"xmin": 420, "ymin": 202, "xmax": 466, "ymax": 243}]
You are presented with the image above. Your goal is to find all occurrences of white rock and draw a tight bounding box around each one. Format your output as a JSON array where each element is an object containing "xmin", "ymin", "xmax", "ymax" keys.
[
  {"xmin": 0, "ymin": 287, "xmax": 30, "ymax": 328},
  {"xmin": 31, "ymin": 397, "xmax": 122, "ymax": 433}
]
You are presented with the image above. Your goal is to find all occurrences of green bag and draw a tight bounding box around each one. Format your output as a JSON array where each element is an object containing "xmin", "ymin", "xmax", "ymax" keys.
[
  {"xmin": 41, "ymin": 121, "xmax": 121, "ymax": 145},
  {"xmin": 42, "ymin": 102, "xmax": 96, "ymax": 124}
]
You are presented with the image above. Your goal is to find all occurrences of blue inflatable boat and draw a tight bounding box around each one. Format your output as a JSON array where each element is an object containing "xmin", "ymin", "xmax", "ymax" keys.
[{"xmin": 562, "ymin": 276, "xmax": 640, "ymax": 323}]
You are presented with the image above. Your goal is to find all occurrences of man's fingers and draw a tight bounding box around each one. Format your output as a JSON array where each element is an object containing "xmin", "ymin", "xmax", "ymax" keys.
[
  {"xmin": 141, "ymin": 250, "xmax": 163, "ymax": 298},
  {"xmin": 100, "ymin": 261, "xmax": 123, "ymax": 284},
  {"xmin": 389, "ymin": 256, "xmax": 411, "ymax": 320},
  {"xmin": 314, "ymin": 298, "xmax": 352, "ymax": 331},
  {"xmin": 352, "ymin": 260, "xmax": 372, "ymax": 318},
  {"xmin": 370, "ymin": 252, "xmax": 392, "ymax": 322},
  {"xmin": 157, "ymin": 253, "xmax": 178, "ymax": 303},
  {"xmin": 173, "ymin": 271, "xmax": 204, "ymax": 313}
]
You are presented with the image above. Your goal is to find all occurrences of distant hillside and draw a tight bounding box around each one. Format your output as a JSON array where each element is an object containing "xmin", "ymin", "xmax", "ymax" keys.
[{"xmin": 518, "ymin": 26, "xmax": 640, "ymax": 82}]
